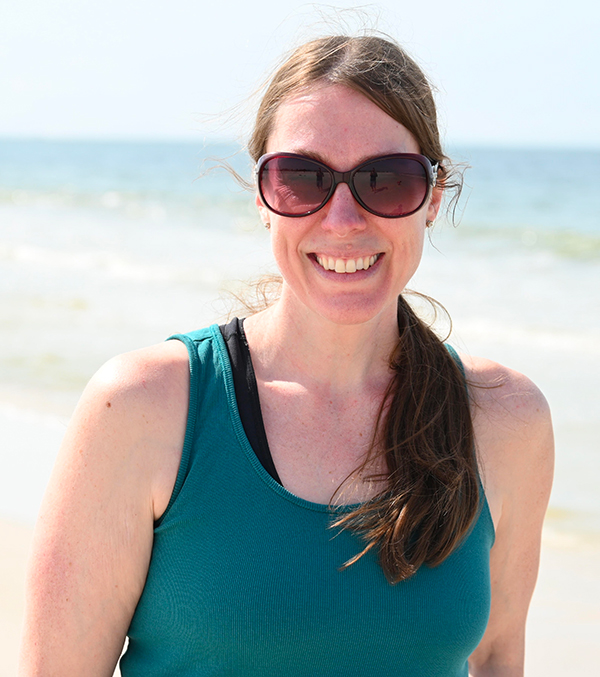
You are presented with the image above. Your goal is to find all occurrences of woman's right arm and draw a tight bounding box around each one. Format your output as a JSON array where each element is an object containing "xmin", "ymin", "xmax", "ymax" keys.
[{"xmin": 19, "ymin": 340, "xmax": 190, "ymax": 676}]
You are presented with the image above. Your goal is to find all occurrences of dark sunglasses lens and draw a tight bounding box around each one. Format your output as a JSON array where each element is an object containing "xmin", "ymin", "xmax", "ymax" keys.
[
  {"xmin": 353, "ymin": 158, "xmax": 428, "ymax": 217},
  {"xmin": 260, "ymin": 156, "xmax": 332, "ymax": 215}
]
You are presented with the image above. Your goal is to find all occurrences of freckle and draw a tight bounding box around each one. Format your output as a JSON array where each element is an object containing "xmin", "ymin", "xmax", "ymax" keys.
[{"xmin": 106, "ymin": 401, "xmax": 111, "ymax": 408}]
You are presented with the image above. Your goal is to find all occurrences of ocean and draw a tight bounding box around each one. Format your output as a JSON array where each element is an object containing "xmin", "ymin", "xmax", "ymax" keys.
[{"xmin": 1, "ymin": 138, "xmax": 599, "ymax": 541}]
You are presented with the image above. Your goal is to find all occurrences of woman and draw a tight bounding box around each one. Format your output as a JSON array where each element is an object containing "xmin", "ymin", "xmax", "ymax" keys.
[{"xmin": 20, "ymin": 35, "xmax": 553, "ymax": 676}]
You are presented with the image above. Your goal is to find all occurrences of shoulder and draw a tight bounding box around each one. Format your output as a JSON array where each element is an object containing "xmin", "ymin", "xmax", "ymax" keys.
[
  {"xmin": 90, "ymin": 339, "xmax": 191, "ymax": 414},
  {"xmin": 458, "ymin": 354, "xmax": 554, "ymax": 529},
  {"xmin": 66, "ymin": 339, "xmax": 192, "ymax": 519},
  {"xmin": 460, "ymin": 354, "xmax": 553, "ymax": 449},
  {"xmin": 460, "ymin": 354, "xmax": 551, "ymax": 430},
  {"xmin": 78, "ymin": 339, "xmax": 191, "ymax": 452}
]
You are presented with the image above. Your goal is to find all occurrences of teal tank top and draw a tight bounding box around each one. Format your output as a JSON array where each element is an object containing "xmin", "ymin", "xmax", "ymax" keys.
[{"xmin": 120, "ymin": 325, "xmax": 495, "ymax": 677}]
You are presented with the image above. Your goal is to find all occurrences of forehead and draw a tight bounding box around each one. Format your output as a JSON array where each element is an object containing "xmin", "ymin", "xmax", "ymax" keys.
[{"xmin": 266, "ymin": 84, "xmax": 420, "ymax": 166}]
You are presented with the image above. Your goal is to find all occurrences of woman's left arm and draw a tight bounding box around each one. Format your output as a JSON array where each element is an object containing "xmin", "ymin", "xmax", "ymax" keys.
[{"xmin": 466, "ymin": 358, "xmax": 555, "ymax": 677}]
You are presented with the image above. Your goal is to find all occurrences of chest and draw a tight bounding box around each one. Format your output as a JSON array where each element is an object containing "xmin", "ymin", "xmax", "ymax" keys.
[
  {"xmin": 257, "ymin": 380, "xmax": 387, "ymax": 504},
  {"xmin": 124, "ymin": 464, "xmax": 493, "ymax": 677}
]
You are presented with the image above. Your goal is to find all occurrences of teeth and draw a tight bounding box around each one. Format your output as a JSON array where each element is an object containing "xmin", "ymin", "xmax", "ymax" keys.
[{"xmin": 316, "ymin": 254, "xmax": 379, "ymax": 273}]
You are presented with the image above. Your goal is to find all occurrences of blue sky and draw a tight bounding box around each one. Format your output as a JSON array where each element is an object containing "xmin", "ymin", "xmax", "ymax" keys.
[{"xmin": 1, "ymin": 0, "xmax": 598, "ymax": 148}]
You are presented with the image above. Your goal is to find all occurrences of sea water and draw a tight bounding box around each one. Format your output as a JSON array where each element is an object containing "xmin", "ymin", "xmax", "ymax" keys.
[{"xmin": 1, "ymin": 139, "xmax": 599, "ymax": 540}]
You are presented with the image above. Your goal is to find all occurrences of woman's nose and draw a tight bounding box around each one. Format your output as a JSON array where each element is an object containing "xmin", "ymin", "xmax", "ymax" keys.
[{"xmin": 320, "ymin": 183, "xmax": 367, "ymax": 236}]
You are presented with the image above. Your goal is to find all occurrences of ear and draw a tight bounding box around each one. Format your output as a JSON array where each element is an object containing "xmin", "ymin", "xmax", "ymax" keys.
[
  {"xmin": 256, "ymin": 192, "xmax": 271, "ymax": 228},
  {"xmin": 426, "ymin": 184, "xmax": 444, "ymax": 223}
]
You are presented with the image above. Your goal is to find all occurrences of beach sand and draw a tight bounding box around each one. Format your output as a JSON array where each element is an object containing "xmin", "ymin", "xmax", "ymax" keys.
[
  {"xmin": 0, "ymin": 518, "xmax": 32, "ymax": 677},
  {"xmin": 1, "ymin": 517, "xmax": 598, "ymax": 676},
  {"xmin": 527, "ymin": 531, "xmax": 600, "ymax": 675}
]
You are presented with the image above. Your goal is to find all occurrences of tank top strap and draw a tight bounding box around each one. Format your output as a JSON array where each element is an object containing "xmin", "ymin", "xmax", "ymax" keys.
[{"xmin": 157, "ymin": 327, "xmax": 218, "ymax": 526}]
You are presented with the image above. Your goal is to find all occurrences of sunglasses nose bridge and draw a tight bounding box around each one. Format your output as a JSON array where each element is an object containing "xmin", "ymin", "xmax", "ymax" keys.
[
  {"xmin": 320, "ymin": 179, "xmax": 368, "ymax": 234},
  {"xmin": 328, "ymin": 169, "xmax": 358, "ymax": 207}
]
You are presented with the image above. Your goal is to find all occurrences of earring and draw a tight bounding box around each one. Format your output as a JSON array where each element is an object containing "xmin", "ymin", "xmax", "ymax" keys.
[
  {"xmin": 426, "ymin": 220, "xmax": 434, "ymax": 228},
  {"xmin": 264, "ymin": 222, "xmax": 270, "ymax": 230}
]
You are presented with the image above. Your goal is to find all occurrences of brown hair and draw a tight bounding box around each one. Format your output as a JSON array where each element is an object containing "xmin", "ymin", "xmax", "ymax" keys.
[
  {"xmin": 248, "ymin": 35, "xmax": 478, "ymax": 583},
  {"xmin": 248, "ymin": 34, "xmax": 463, "ymax": 207}
]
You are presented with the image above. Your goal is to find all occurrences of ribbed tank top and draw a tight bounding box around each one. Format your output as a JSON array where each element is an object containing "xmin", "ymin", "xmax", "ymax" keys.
[{"xmin": 120, "ymin": 325, "xmax": 495, "ymax": 677}]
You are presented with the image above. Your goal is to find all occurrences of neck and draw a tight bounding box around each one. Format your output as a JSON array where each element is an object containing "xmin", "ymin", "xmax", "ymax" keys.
[{"xmin": 243, "ymin": 288, "xmax": 399, "ymax": 395}]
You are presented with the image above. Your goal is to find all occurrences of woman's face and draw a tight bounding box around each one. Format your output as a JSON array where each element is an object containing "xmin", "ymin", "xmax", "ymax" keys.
[{"xmin": 257, "ymin": 84, "xmax": 442, "ymax": 327}]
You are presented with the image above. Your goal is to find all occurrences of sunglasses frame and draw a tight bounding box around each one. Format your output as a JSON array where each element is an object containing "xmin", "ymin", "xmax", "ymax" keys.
[{"xmin": 256, "ymin": 152, "xmax": 439, "ymax": 219}]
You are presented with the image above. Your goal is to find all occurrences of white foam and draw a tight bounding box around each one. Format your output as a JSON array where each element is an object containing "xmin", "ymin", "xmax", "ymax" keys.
[{"xmin": 456, "ymin": 320, "xmax": 600, "ymax": 355}]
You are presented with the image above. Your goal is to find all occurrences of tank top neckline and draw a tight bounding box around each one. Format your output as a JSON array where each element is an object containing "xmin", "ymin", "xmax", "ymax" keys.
[
  {"xmin": 210, "ymin": 321, "xmax": 494, "ymax": 535},
  {"xmin": 212, "ymin": 323, "xmax": 364, "ymax": 514}
]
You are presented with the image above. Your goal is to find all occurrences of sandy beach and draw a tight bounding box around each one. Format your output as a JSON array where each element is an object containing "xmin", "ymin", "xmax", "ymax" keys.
[{"xmin": 0, "ymin": 518, "xmax": 32, "ymax": 677}]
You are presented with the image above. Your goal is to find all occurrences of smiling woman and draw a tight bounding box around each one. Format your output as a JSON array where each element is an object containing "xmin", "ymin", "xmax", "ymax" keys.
[
  {"xmin": 19, "ymin": 34, "xmax": 553, "ymax": 677},
  {"xmin": 255, "ymin": 84, "xmax": 438, "ymax": 327}
]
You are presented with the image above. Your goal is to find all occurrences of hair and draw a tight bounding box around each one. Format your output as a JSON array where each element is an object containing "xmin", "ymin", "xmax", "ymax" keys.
[
  {"xmin": 247, "ymin": 35, "xmax": 479, "ymax": 584},
  {"xmin": 248, "ymin": 34, "xmax": 463, "ymax": 210}
]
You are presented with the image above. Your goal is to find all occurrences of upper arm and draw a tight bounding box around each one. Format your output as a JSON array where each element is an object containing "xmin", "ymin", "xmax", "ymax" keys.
[
  {"xmin": 464, "ymin": 357, "xmax": 554, "ymax": 675},
  {"xmin": 19, "ymin": 340, "xmax": 189, "ymax": 676}
]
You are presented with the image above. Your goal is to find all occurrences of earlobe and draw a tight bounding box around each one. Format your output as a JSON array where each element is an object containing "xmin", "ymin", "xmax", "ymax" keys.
[{"xmin": 256, "ymin": 193, "xmax": 271, "ymax": 229}]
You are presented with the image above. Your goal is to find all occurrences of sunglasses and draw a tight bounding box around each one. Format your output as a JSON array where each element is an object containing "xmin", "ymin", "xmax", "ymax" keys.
[{"xmin": 256, "ymin": 152, "xmax": 438, "ymax": 219}]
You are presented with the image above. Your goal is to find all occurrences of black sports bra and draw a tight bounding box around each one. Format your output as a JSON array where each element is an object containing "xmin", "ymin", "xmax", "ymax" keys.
[{"xmin": 219, "ymin": 317, "xmax": 282, "ymax": 484}]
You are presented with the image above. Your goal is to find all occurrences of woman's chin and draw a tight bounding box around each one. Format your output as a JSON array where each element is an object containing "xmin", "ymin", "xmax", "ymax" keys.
[{"xmin": 285, "ymin": 286, "xmax": 399, "ymax": 329}]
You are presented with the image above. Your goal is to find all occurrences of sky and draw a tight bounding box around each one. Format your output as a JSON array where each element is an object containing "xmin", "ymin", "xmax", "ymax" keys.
[{"xmin": 1, "ymin": 0, "xmax": 598, "ymax": 148}]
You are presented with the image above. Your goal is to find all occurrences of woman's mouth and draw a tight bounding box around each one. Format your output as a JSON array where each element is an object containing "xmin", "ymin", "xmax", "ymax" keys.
[{"xmin": 314, "ymin": 254, "xmax": 381, "ymax": 274}]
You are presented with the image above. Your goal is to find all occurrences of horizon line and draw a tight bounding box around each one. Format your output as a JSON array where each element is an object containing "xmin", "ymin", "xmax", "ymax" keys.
[{"xmin": 0, "ymin": 134, "xmax": 598, "ymax": 153}]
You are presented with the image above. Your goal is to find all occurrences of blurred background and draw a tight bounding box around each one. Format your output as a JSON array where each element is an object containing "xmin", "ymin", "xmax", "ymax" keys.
[{"xmin": 1, "ymin": 1, "xmax": 599, "ymax": 675}]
